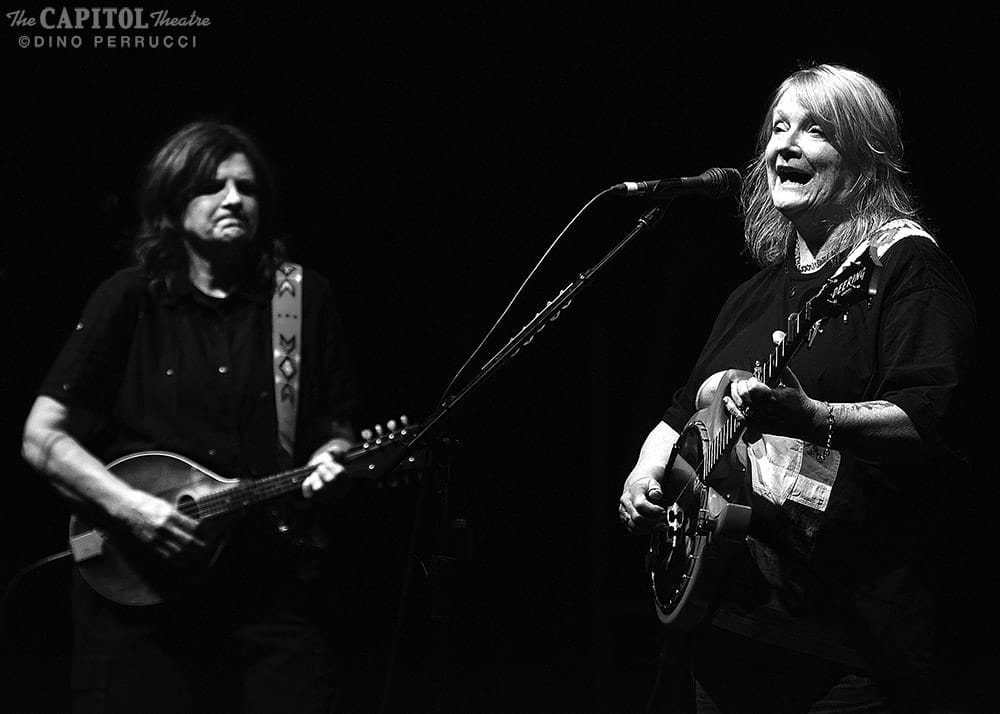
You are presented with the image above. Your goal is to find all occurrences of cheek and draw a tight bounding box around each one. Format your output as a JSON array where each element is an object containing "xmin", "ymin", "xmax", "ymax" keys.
[
  {"xmin": 183, "ymin": 199, "xmax": 211, "ymax": 225},
  {"xmin": 763, "ymin": 160, "xmax": 778, "ymax": 188},
  {"xmin": 763, "ymin": 142, "xmax": 779, "ymax": 169},
  {"xmin": 245, "ymin": 199, "xmax": 260, "ymax": 223},
  {"xmin": 834, "ymin": 166, "xmax": 856, "ymax": 194},
  {"xmin": 815, "ymin": 149, "xmax": 851, "ymax": 190},
  {"xmin": 816, "ymin": 167, "xmax": 851, "ymax": 200}
]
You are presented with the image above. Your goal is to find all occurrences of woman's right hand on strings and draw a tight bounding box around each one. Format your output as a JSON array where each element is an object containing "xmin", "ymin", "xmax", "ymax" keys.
[{"xmin": 619, "ymin": 473, "xmax": 666, "ymax": 534}]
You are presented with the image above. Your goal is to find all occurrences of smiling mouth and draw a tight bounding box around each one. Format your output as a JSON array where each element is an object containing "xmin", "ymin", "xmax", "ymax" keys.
[{"xmin": 776, "ymin": 167, "xmax": 812, "ymax": 185}]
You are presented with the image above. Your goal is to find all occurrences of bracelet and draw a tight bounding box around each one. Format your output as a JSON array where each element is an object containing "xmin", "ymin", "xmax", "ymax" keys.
[{"xmin": 816, "ymin": 401, "xmax": 834, "ymax": 462}]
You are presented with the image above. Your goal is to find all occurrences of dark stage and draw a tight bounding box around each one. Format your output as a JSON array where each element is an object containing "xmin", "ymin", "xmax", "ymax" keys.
[{"xmin": 1, "ymin": 5, "xmax": 995, "ymax": 711}]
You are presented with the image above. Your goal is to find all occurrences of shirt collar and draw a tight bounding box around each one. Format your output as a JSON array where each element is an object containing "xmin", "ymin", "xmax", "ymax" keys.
[{"xmin": 164, "ymin": 272, "xmax": 271, "ymax": 306}]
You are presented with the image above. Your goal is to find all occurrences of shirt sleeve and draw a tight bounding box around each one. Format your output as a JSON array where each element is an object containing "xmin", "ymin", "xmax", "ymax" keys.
[
  {"xmin": 871, "ymin": 238, "xmax": 977, "ymax": 458},
  {"xmin": 38, "ymin": 269, "xmax": 143, "ymax": 421}
]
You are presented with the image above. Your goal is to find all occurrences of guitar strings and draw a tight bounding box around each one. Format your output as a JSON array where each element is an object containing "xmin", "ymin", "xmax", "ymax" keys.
[
  {"xmin": 678, "ymin": 330, "xmax": 798, "ymax": 504},
  {"xmin": 177, "ymin": 464, "xmax": 317, "ymax": 519},
  {"xmin": 176, "ymin": 441, "xmax": 378, "ymax": 519}
]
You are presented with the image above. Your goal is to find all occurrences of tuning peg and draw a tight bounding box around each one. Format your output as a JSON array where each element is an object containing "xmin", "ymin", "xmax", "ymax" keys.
[
  {"xmin": 771, "ymin": 330, "xmax": 786, "ymax": 346},
  {"xmin": 361, "ymin": 428, "xmax": 374, "ymax": 441},
  {"xmin": 387, "ymin": 419, "xmax": 398, "ymax": 432},
  {"xmin": 374, "ymin": 424, "xmax": 384, "ymax": 437},
  {"xmin": 806, "ymin": 322, "xmax": 823, "ymax": 348},
  {"xmin": 400, "ymin": 415, "xmax": 410, "ymax": 426}
]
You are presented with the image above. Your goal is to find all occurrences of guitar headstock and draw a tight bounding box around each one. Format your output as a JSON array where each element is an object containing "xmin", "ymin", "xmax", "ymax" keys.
[
  {"xmin": 359, "ymin": 414, "xmax": 412, "ymax": 444},
  {"xmin": 344, "ymin": 415, "xmax": 424, "ymax": 486},
  {"xmin": 752, "ymin": 245, "xmax": 882, "ymax": 390},
  {"xmin": 802, "ymin": 251, "xmax": 879, "ymax": 324}
]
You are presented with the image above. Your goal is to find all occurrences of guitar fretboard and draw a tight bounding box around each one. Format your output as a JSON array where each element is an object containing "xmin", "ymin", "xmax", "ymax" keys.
[
  {"xmin": 703, "ymin": 311, "xmax": 806, "ymax": 475},
  {"xmin": 174, "ymin": 440, "xmax": 381, "ymax": 520},
  {"xmin": 176, "ymin": 464, "xmax": 316, "ymax": 519}
]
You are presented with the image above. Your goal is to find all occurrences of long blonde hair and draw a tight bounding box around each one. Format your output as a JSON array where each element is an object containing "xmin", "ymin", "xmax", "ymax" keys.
[{"xmin": 741, "ymin": 64, "xmax": 919, "ymax": 267}]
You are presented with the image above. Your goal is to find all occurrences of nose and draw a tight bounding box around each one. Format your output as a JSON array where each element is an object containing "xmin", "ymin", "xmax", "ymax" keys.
[
  {"xmin": 774, "ymin": 129, "xmax": 802, "ymax": 158},
  {"xmin": 220, "ymin": 179, "xmax": 243, "ymax": 207}
]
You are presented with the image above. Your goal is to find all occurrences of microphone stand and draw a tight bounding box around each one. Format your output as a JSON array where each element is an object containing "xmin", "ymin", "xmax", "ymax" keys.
[
  {"xmin": 379, "ymin": 200, "xmax": 670, "ymax": 713},
  {"xmin": 424, "ymin": 201, "xmax": 669, "ymax": 434}
]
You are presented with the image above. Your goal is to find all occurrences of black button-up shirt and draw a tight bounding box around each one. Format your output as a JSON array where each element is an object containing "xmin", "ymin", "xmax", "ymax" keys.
[{"xmin": 41, "ymin": 266, "xmax": 358, "ymax": 479}]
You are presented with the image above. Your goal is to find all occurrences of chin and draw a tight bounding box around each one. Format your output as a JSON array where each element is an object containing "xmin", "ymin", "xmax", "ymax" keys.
[
  {"xmin": 771, "ymin": 202, "xmax": 808, "ymax": 225},
  {"xmin": 215, "ymin": 230, "xmax": 250, "ymax": 241},
  {"xmin": 770, "ymin": 197, "xmax": 800, "ymax": 215},
  {"xmin": 771, "ymin": 189, "xmax": 810, "ymax": 213}
]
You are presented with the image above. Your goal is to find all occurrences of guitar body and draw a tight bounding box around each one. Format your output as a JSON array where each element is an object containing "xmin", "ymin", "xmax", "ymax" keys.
[
  {"xmin": 68, "ymin": 419, "xmax": 423, "ymax": 606},
  {"xmin": 648, "ymin": 369, "xmax": 752, "ymax": 630},
  {"xmin": 68, "ymin": 452, "xmax": 238, "ymax": 606},
  {"xmin": 644, "ymin": 246, "xmax": 879, "ymax": 629}
]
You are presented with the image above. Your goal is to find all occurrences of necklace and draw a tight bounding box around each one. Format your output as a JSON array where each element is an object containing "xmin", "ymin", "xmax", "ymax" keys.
[{"xmin": 795, "ymin": 241, "xmax": 834, "ymax": 273}]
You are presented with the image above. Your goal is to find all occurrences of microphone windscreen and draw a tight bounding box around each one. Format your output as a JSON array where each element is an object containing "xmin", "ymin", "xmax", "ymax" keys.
[{"xmin": 702, "ymin": 168, "xmax": 742, "ymax": 198}]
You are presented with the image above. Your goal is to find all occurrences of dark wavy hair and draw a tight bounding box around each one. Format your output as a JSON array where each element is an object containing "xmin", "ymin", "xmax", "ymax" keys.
[
  {"xmin": 741, "ymin": 64, "xmax": 919, "ymax": 267},
  {"xmin": 134, "ymin": 121, "xmax": 285, "ymax": 293}
]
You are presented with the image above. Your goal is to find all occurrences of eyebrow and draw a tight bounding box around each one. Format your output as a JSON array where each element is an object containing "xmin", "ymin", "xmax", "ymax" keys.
[{"xmin": 771, "ymin": 107, "xmax": 823, "ymax": 126}]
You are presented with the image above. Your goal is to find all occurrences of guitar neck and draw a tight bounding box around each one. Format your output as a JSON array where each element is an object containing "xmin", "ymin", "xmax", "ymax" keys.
[
  {"xmin": 704, "ymin": 310, "xmax": 817, "ymax": 474},
  {"xmin": 186, "ymin": 441, "xmax": 380, "ymax": 520},
  {"xmin": 185, "ymin": 464, "xmax": 314, "ymax": 520}
]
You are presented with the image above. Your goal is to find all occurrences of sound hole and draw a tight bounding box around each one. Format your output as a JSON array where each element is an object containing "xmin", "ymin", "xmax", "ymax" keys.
[{"xmin": 176, "ymin": 493, "xmax": 200, "ymax": 520}]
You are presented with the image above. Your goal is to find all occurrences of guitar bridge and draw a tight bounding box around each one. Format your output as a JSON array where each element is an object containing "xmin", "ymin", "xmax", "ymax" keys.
[{"xmin": 696, "ymin": 508, "xmax": 714, "ymax": 536}]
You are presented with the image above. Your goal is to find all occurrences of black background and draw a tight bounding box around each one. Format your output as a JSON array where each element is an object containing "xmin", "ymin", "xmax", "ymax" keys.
[{"xmin": 1, "ymin": 4, "xmax": 995, "ymax": 711}]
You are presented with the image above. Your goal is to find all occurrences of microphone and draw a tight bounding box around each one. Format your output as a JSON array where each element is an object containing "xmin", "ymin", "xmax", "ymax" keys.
[{"xmin": 612, "ymin": 168, "xmax": 741, "ymax": 199}]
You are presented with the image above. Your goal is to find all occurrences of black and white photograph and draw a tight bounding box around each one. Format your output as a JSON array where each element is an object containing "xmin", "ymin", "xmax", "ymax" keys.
[{"xmin": 1, "ymin": 5, "xmax": 993, "ymax": 712}]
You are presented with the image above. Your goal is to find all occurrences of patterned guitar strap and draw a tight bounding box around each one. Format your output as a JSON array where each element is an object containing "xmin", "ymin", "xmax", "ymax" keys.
[
  {"xmin": 273, "ymin": 262, "xmax": 303, "ymax": 467},
  {"xmin": 832, "ymin": 218, "xmax": 936, "ymax": 275},
  {"xmin": 868, "ymin": 217, "xmax": 937, "ymax": 257}
]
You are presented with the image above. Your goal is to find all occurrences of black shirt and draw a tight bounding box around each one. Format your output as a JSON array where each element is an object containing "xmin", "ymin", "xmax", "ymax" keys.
[
  {"xmin": 662, "ymin": 233, "xmax": 976, "ymax": 692},
  {"xmin": 41, "ymin": 265, "xmax": 358, "ymax": 478}
]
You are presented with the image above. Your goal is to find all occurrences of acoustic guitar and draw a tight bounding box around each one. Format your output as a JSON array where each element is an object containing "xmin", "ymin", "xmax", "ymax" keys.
[
  {"xmin": 69, "ymin": 418, "xmax": 422, "ymax": 606},
  {"xmin": 648, "ymin": 245, "xmax": 881, "ymax": 629}
]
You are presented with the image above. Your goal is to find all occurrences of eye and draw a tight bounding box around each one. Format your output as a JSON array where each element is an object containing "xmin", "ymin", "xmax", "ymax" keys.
[
  {"xmin": 235, "ymin": 180, "xmax": 258, "ymax": 196},
  {"xmin": 771, "ymin": 120, "xmax": 789, "ymax": 134},
  {"xmin": 808, "ymin": 124, "xmax": 827, "ymax": 138},
  {"xmin": 195, "ymin": 179, "xmax": 226, "ymax": 195}
]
